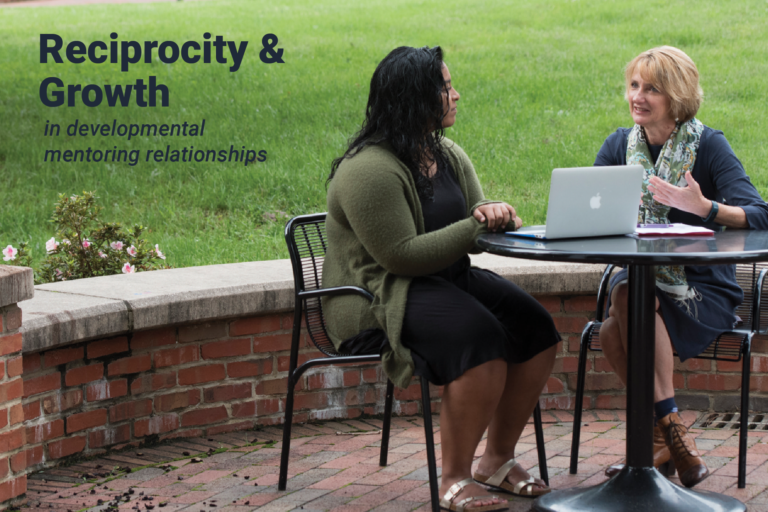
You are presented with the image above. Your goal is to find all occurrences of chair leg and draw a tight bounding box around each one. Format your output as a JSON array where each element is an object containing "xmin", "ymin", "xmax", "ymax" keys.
[
  {"xmin": 533, "ymin": 402, "xmax": 549, "ymax": 486},
  {"xmin": 420, "ymin": 377, "xmax": 440, "ymax": 512},
  {"xmin": 380, "ymin": 379, "xmax": 395, "ymax": 467},
  {"xmin": 277, "ymin": 373, "xmax": 298, "ymax": 491},
  {"xmin": 569, "ymin": 323, "xmax": 593, "ymax": 474},
  {"xmin": 738, "ymin": 337, "xmax": 752, "ymax": 489}
]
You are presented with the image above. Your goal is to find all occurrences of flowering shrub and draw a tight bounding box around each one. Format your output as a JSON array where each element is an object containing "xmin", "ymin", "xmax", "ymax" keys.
[
  {"xmin": 2, "ymin": 243, "xmax": 32, "ymax": 268},
  {"xmin": 3, "ymin": 192, "xmax": 169, "ymax": 284}
]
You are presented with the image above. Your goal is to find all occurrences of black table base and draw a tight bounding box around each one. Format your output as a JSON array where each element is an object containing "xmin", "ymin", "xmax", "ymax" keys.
[
  {"xmin": 474, "ymin": 232, "xmax": 768, "ymax": 510},
  {"xmin": 533, "ymin": 467, "xmax": 746, "ymax": 512},
  {"xmin": 534, "ymin": 265, "xmax": 745, "ymax": 512}
]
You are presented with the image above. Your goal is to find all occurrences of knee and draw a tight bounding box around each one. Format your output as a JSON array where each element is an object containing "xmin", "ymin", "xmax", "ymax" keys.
[
  {"xmin": 607, "ymin": 283, "xmax": 628, "ymax": 321},
  {"xmin": 598, "ymin": 317, "xmax": 622, "ymax": 357}
]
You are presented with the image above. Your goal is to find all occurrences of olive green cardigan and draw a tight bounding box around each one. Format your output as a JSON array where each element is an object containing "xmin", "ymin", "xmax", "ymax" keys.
[{"xmin": 322, "ymin": 138, "xmax": 507, "ymax": 389}]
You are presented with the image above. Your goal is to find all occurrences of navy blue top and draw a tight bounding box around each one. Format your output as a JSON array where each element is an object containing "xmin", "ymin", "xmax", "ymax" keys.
[
  {"xmin": 595, "ymin": 126, "xmax": 768, "ymax": 229},
  {"xmin": 596, "ymin": 125, "xmax": 768, "ymax": 359}
]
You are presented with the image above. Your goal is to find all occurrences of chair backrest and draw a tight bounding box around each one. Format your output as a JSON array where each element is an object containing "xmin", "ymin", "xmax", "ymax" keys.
[
  {"xmin": 702, "ymin": 262, "xmax": 768, "ymax": 361},
  {"xmin": 284, "ymin": 213, "xmax": 341, "ymax": 357},
  {"xmin": 735, "ymin": 263, "xmax": 768, "ymax": 332}
]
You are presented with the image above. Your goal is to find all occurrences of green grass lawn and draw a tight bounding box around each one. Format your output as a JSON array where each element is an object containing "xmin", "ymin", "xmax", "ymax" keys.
[{"xmin": 2, "ymin": 0, "xmax": 767, "ymax": 268}]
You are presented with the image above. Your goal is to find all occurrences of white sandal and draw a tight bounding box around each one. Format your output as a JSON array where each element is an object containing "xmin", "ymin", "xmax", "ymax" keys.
[
  {"xmin": 473, "ymin": 458, "xmax": 550, "ymax": 498},
  {"xmin": 439, "ymin": 477, "xmax": 508, "ymax": 511}
]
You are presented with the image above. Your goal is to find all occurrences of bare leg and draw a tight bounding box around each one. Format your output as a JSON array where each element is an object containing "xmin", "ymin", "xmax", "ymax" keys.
[
  {"xmin": 600, "ymin": 284, "xmax": 629, "ymax": 384},
  {"xmin": 439, "ymin": 358, "xmax": 508, "ymax": 508},
  {"xmin": 653, "ymin": 312, "xmax": 675, "ymax": 403},
  {"xmin": 475, "ymin": 345, "xmax": 557, "ymax": 490},
  {"xmin": 600, "ymin": 283, "xmax": 675, "ymax": 402}
]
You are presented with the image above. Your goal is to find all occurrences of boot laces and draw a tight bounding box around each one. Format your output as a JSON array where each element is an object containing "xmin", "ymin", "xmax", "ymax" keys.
[{"xmin": 668, "ymin": 420, "xmax": 697, "ymax": 458}]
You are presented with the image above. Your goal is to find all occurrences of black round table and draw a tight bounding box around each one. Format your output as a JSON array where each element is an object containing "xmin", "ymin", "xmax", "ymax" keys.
[{"xmin": 477, "ymin": 230, "xmax": 768, "ymax": 512}]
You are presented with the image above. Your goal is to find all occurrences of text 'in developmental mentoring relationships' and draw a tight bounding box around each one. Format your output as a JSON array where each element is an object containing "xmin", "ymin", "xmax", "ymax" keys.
[{"xmin": 42, "ymin": 119, "xmax": 267, "ymax": 167}]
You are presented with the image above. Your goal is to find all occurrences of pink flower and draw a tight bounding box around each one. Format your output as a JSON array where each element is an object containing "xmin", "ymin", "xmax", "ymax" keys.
[
  {"xmin": 2, "ymin": 245, "xmax": 17, "ymax": 261},
  {"xmin": 98, "ymin": 251, "xmax": 107, "ymax": 259},
  {"xmin": 110, "ymin": 241, "xmax": 124, "ymax": 251},
  {"xmin": 122, "ymin": 262, "xmax": 136, "ymax": 274},
  {"xmin": 46, "ymin": 237, "xmax": 59, "ymax": 253},
  {"xmin": 82, "ymin": 239, "xmax": 91, "ymax": 249},
  {"xmin": 63, "ymin": 239, "xmax": 71, "ymax": 245},
  {"xmin": 154, "ymin": 244, "xmax": 166, "ymax": 260},
  {"xmin": 127, "ymin": 245, "xmax": 138, "ymax": 257}
]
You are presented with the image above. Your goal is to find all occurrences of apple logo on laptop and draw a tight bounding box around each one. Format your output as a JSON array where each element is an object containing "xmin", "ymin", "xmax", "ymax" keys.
[{"xmin": 590, "ymin": 193, "xmax": 601, "ymax": 209}]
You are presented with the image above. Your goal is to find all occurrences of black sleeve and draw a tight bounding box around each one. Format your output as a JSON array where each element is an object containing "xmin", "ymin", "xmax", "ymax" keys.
[
  {"xmin": 594, "ymin": 129, "xmax": 629, "ymax": 167},
  {"xmin": 702, "ymin": 130, "xmax": 768, "ymax": 229}
]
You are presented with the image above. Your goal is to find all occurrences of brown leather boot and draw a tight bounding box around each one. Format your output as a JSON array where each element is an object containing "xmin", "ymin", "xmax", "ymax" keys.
[
  {"xmin": 604, "ymin": 425, "xmax": 673, "ymax": 477},
  {"xmin": 657, "ymin": 411, "xmax": 709, "ymax": 488}
]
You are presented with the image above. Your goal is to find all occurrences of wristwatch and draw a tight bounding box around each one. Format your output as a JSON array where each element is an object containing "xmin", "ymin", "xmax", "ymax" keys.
[{"xmin": 701, "ymin": 200, "xmax": 719, "ymax": 223}]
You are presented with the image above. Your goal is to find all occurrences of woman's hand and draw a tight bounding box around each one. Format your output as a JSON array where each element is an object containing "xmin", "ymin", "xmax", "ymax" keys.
[
  {"xmin": 647, "ymin": 171, "xmax": 711, "ymax": 217},
  {"xmin": 648, "ymin": 171, "xmax": 749, "ymax": 228},
  {"xmin": 473, "ymin": 202, "xmax": 521, "ymax": 231}
]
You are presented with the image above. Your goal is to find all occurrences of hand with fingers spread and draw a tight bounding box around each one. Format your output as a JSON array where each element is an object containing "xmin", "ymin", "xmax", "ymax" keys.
[
  {"xmin": 473, "ymin": 202, "xmax": 522, "ymax": 232},
  {"xmin": 648, "ymin": 171, "xmax": 712, "ymax": 218}
]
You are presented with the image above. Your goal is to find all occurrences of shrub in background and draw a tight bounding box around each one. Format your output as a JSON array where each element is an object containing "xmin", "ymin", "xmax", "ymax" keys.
[
  {"xmin": 2, "ymin": 242, "xmax": 32, "ymax": 268},
  {"xmin": 3, "ymin": 192, "xmax": 169, "ymax": 284}
]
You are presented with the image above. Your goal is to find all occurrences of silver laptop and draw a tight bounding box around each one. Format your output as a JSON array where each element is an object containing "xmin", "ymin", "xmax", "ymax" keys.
[{"xmin": 508, "ymin": 165, "xmax": 644, "ymax": 240}]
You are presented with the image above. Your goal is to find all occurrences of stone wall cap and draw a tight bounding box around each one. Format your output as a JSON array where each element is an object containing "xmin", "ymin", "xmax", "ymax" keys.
[
  {"xmin": 22, "ymin": 290, "xmax": 129, "ymax": 353},
  {"xmin": 0, "ymin": 265, "xmax": 34, "ymax": 308},
  {"xmin": 20, "ymin": 256, "xmax": 604, "ymax": 353}
]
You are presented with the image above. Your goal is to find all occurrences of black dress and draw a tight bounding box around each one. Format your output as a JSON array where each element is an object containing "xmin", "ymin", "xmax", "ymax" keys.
[{"xmin": 398, "ymin": 163, "xmax": 561, "ymax": 385}]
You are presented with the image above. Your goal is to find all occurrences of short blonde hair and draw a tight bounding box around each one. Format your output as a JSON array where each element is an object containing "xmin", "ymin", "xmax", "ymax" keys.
[{"xmin": 625, "ymin": 46, "xmax": 703, "ymax": 122}]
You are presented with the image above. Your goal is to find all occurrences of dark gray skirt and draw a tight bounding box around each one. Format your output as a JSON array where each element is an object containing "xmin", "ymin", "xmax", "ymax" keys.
[{"xmin": 608, "ymin": 265, "xmax": 742, "ymax": 360}]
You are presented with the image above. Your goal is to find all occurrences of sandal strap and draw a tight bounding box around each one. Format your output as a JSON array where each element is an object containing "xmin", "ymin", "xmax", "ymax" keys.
[
  {"xmin": 443, "ymin": 477, "xmax": 476, "ymax": 503},
  {"xmin": 485, "ymin": 458, "xmax": 519, "ymax": 488},
  {"xmin": 513, "ymin": 476, "xmax": 537, "ymax": 495},
  {"xmin": 454, "ymin": 496, "xmax": 477, "ymax": 510},
  {"xmin": 453, "ymin": 495, "xmax": 500, "ymax": 512},
  {"xmin": 442, "ymin": 478, "xmax": 502, "ymax": 512}
]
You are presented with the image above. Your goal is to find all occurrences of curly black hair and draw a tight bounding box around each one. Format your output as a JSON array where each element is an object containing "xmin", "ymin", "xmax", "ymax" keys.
[{"xmin": 328, "ymin": 46, "xmax": 450, "ymax": 200}]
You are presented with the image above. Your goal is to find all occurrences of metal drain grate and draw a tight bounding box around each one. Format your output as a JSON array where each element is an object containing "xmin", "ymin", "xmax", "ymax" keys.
[{"xmin": 692, "ymin": 413, "xmax": 768, "ymax": 431}]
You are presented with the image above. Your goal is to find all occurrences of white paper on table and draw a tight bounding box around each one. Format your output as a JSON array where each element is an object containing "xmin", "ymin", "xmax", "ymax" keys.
[{"xmin": 629, "ymin": 223, "xmax": 715, "ymax": 237}]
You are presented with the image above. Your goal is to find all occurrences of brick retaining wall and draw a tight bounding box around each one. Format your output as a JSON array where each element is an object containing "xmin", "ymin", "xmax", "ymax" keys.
[
  {"xmin": 17, "ymin": 292, "xmax": 768, "ymax": 474},
  {"xmin": 14, "ymin": 296, "xmax": 594, "ymax": 469},
  {"xmin": 0, "ymin": 303, "xmax": 26, "ymax": 507},
  {"xmin": 3, "ymin": 258, "xmax": 768, "ymax": 509},
  {"xmin": 0, "ymin": 267, "xmax": 33, "ymax": 510}
]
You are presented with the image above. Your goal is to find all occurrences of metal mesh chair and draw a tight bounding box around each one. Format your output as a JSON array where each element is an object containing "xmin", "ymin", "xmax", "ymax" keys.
[
  {"xmin": 278, "ymin": 213, "xmax": 551, "ymax": 510},
  {"xmin": 569, "ymin": 263, "xmax": 768, "ymax": 488}
]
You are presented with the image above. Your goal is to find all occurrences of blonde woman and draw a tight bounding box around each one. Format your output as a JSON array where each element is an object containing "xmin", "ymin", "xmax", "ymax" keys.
[{"xmin": 595, "ymin": 46, "xmax": 768, "ymax": 488}]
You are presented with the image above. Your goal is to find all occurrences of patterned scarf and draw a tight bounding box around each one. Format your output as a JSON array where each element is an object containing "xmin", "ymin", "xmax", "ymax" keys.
[{"xmin": 626, "ymin": 117, "xmax": 704, "ymax": 305}]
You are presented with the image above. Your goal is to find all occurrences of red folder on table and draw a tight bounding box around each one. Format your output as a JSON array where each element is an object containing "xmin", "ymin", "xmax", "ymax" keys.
[{"xmin": 632, "ymin": 223, "xmax": 715, "ymax": 237}]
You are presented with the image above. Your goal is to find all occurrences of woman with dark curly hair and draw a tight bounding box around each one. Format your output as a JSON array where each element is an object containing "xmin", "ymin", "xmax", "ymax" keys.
[{"xmin": 322, "ymin": 46, "xmax": 560, "ymax": 511}]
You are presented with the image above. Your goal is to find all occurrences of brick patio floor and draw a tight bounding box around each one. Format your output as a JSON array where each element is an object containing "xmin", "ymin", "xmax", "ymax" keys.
[{"xmin": 21, "ymin": 409, "xmax": 768, "ymax": 512}]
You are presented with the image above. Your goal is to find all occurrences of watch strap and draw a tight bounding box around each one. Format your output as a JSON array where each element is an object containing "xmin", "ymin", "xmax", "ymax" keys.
[{"xmin": 701, "ymin": 200, "xmax": 719, "ymax": 223}]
